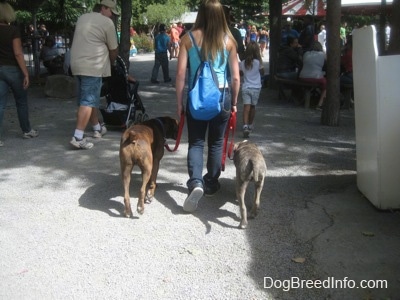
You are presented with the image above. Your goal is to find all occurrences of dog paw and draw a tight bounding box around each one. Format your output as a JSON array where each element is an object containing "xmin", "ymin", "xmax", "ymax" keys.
[
  {"xmin": 238, "ymin": 222, "xmax": 248, "ymax": 229},
  {"xmin": 124, "ymin": 209, "xmax": 132, "ymax": 218},
  {"xmin": 137, "ymin": 206, "xmax": 144, "ymax": 215},
  {"xmin": 145, "ymin": 194, "xmax": 153, "ymax": 204},
  {"xmin": 249, "ymin": 209, "xmax": 259, "ymax": 219}
]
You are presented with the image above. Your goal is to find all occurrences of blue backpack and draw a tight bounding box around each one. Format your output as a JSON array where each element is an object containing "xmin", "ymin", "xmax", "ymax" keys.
[{"xmin": 188, "ymin": 31, "xmax": 226, "ymax": 121}]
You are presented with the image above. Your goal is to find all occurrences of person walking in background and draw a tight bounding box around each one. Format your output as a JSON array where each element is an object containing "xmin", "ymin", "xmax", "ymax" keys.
[
  {"xmin": 0, "ymin": 2, "xmax": 39, "ymax": 147},
  {"xmin": 248, "ymin": 25, "xmax": 258, "ymax": 43},
  {"xmin": 222, "ymin": 5, "xmax": 245, "ymax": 61},
  {"xmin": 239, "ymin": 41, "xmax": 264, "ymax": 138},
  {"xmin": 318, "ymin": 24, "xmax": 327, "ymax": 53},
  {"xmin": 176, "ymin": 0, "xmax": 240, "ymax": 212},
  {"xmin": 340, "ymin": 21, "xmax": 347, "ymax": 49},
  {"xmin": 258, "ymin": 26, "xmax": 269, "ymax": 57},
  {"xmin": 299, "ymin": 41, "xmax": 327, "ymax": 110},
  {"xmin": 238, "ymin": 24, "xmax": 247, "ymax": 46},
  {"xmin": 170, "ymin": 23, "xmax": 180, "ymax": 59},
  {"xmin": 69, "ymin": 0, "xmax": 119, "ymax": 150},
  {"xmin": 150, "ymin": 24, "xmax": 171, "ymax": 84}
]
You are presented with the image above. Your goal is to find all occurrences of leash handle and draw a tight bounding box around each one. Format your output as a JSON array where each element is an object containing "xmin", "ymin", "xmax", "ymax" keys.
[
  {"xmin": 165, "ymin": 111, "xmax": 185, "ymax": 152},
  {"xmin": 222, "ymin": 111, "xmax": 236, "ymax": 171}
]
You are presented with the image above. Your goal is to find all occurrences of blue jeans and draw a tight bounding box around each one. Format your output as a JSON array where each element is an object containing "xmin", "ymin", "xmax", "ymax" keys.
[
  {"xmin": 151, "ymin": 52, "xmax": 169, "ymax": 81},
  {"xmin": 0, "ymin": 65, "xmax": 31, "ymax": 138},
  {"xmin": 186, "ymin": 89, "xmax": 231, "ymax": 190}
]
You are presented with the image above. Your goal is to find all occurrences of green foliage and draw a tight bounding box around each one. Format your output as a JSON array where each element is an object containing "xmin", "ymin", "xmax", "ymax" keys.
[
  {"xmin": 144, "ymin": 0, "xmax": 186, "ymax": 26},
  {"xmin": 132, "ymin": 33, "xmax": 154, "ymax": 52},
  {"xmin": 15, "ymin": 11, "xmax": 32, "ymax": 24}
]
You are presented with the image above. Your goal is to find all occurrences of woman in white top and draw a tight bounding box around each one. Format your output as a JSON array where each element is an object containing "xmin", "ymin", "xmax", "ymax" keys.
[
  {"xmin": 239, "ymin": 41, "xmax": 264, "ymax": 137},
  {"xmin": 299, "ymin": 41, "xmax": 326, "ymax": 110}
]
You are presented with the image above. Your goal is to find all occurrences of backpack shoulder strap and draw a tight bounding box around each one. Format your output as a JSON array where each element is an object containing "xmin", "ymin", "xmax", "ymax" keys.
[{"xmin": 188, "ymin": 31, "xmax": 202, "ymax": 61}]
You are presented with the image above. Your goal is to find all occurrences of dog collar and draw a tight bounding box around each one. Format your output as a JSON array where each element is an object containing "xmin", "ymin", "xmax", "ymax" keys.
[{"xmin": 154, "ymin": 118, "xmax": 166, "ymax": 143}]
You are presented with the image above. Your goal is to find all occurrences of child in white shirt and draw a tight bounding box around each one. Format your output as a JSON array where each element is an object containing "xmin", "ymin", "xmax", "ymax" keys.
[{"xmin": 239, "ymin": 41, "xmax": 264, "ymax": 138}]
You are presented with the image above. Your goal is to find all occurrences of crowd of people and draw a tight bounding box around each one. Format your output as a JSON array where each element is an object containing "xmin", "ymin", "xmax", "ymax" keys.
[{"xmin": 275, "ymin": 16, "xmax": 357, "ymax": 110}]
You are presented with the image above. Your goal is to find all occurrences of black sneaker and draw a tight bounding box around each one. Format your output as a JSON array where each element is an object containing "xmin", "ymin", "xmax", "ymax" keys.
[
  {"xmin": 164, "ymin": 78, "xmax": 172, "ymax": 83},
  {"xmin": 151, "ymin": 79, "xmax": 160, "ymax": 84},
  {"xmin": 204, "ymin": 182, "xmax": 221, "ymax": 197}
]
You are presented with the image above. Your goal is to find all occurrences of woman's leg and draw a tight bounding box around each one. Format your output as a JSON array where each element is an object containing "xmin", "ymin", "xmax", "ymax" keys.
[
  {"xmin": 203, "ymin": 93, "xmax": 230, "ymax": 189},
  {"xmin": 186, "ymin": 112, "xmax": 208, "ymax": 189},
  {"xmin": 6, "ymin": 66, "xmax": 31, "ymax": 133},
  {"xmin": 151, "ymin": 54, "xmax": 161, "ymax": 81},
  {"xmin": 0, "ymin": 78, "xmax": 9, "ymax": 140}
]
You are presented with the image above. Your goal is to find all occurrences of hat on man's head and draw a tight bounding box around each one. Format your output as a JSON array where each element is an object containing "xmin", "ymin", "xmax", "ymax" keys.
[{"xmin": 100, "ymin": 0, "xmax": 120, "ymax": 15}]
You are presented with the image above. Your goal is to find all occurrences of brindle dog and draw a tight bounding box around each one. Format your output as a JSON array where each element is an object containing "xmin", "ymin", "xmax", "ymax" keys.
[
  {"xmin": 119, "ymin": 117, "xmax": 178, "ymax": 217},
  {"xmin": 233, "ymin": 140, "xmax": 267, "ymax": 229}
]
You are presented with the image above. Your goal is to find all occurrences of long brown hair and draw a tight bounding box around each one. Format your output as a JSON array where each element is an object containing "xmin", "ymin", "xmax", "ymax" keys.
[
  {"xmin": 192, "ymin": 0, "xmax": 235, "ymax": 64},
  {"xmin": 244, "ymin": 41, "xmax": 262, "ymax": 70}
]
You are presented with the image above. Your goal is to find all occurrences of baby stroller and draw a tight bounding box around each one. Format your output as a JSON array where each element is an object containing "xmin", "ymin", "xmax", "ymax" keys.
[{"xmin": 100, "ymin": 55, "xmax": 148, "ymax": 128}]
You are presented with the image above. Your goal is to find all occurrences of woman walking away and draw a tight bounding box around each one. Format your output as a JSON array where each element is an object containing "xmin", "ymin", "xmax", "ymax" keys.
[
  {"xmin": 176, "ymin": 0, "xmax": 240, "ymax": 212},
  {"xmin": 239, "ymin": 41, "xmax": 264, "ymax": 138},
  {"xmin": 0, "ymin": 2, "xmax": 38, "ymax": 147}
]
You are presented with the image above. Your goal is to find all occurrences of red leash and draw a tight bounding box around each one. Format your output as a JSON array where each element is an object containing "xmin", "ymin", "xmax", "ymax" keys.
[
  {"xmin": 165, "ymin": 111, "xmax": 185, "ymax": 152},
  {"xmin": 222, "ymin": 111, "xmax": 236, "ymax": 171}
]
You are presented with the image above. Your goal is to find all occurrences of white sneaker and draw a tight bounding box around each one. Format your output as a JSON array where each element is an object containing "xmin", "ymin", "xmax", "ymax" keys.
[
  {"xmin": 0, "ymin": 140, "xmax": 4, "ymax": 147},
  {"xmin": 183, "ymin": 186, "xmax": 204, "ymax": 213},
  {"xmin": 22, "ymin": 129, "xmax": 39, "ymax": 139},
  {"xmin": 243, "ymin": 125, "xmax": 250, "ymax": 138},
  {"xmin": 93, "ymin": 125, "xmax": 107, "ymax": 138},
  {"xmin": 70, "ymin": 137, "xmax": 93, "ymax": 150}
]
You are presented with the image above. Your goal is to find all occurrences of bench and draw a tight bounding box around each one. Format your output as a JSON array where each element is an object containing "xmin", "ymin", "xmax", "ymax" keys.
[{"xmin": 274, "ymin": 75, "xmax": 321, "ymax": 108}]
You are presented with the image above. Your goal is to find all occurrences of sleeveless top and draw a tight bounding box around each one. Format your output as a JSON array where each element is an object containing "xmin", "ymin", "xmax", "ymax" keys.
[
  {"xmin": 187, "ymin": 34, "xmax": 229, "ymax": 89},
  {"xmin": 250, "ymin": 32, "xmax": 257, "ymax": 42}
]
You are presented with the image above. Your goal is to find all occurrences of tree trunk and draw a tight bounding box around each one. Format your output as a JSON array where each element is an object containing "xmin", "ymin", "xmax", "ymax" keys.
[
  {"xmin": 119, "ymin": 0, "xmax": 133, "ymax": 68},
  {"xmin": 387, "ymin": 0, "xmax": 400, "ymax": 54},
  {"xmin": 268, "ymin": 0, "xmax": 282, "ymax": 89},
  {"xmin": 321, "ymin": 0, "xmax": 341, "ymax": 126}
]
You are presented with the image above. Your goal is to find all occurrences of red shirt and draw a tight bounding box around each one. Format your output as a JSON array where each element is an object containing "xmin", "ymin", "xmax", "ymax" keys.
[{"xmin": 341, "ymin": 48, "xmax": 353, "ymax": 73}]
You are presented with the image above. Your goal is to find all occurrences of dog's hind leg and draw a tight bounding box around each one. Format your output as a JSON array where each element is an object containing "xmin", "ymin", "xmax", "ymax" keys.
[
  {"xmin": 121, "ymin": 163, "xmax": 134, "ymax": 218},
  {"xmin": 146, "ymin": 158, "xmax": 161, "ymax": 203},
  {"xmin": 138, "ymin": 165, "xmax": 151, "ymax": 215},
  {"xmin": 237, "ymin": 179, "xmax": 249, "ymax": 229},
  {"xmin": 250, "ymin": 177, "xmax": 264, "ymax": 219}
]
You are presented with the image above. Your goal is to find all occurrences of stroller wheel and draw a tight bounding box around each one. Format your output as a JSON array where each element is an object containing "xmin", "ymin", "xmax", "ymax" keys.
[
  {"xmin": 134, "ymin": 112, "xmax": 143, "ymax": 124},
  {"xmin": 141, "ymin": 113, "xmax": 149, "ymax": 122}
]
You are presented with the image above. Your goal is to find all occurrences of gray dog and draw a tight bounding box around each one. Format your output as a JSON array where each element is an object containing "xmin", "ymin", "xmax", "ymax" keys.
[{"xmin": 233, "ymin": 140, "xmax": 267, "ymax": 229}]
